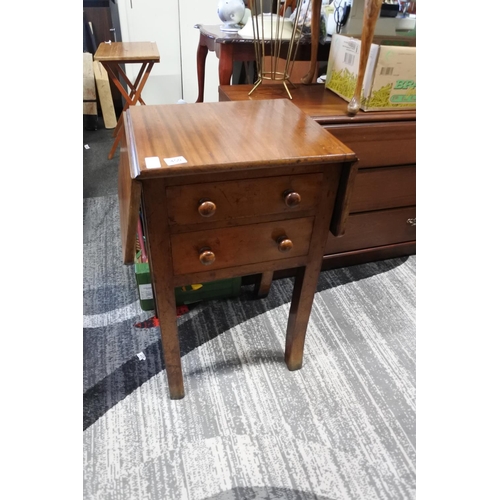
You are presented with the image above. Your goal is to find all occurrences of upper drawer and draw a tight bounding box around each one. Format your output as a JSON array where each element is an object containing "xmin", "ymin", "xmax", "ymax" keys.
[
  {"xmin": 324, "ymin": 121, "xmax": 416, "ymax": 168},
  {"xmin": 166, "ymin": 173, "xmax": 323, "ymax": 226},
  {"xmin": 171, "ymin": 217, "xmax": 314, "ymax": 276},
  {"xmin": 350, "ymin": 165, "xmax": 416, "ymax": 213}
]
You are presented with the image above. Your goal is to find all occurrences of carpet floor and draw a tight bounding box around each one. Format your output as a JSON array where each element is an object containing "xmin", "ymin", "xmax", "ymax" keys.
[{"xmin": 83, "ymin": 190, "xmax": 416, "ymax": 500}]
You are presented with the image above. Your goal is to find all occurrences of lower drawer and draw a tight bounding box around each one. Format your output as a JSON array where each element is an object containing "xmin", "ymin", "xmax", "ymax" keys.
[
  {"xmin": 325, "ymin": 206, "xmax": 416, "ymax": 254},
  {"xmin": 171, "ymin": 217, "xmax": 314, "ymax": 275}
]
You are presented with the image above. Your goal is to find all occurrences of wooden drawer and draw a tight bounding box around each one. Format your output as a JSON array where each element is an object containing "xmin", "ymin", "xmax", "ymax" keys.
[
  {"xmin": 324, "ymin": 121, "xmax": 416, "ymax": 168},
  {"xmin": 350, "ymin": 165, "xmax": 416, "ymax": 213},
  {"xmin": 171, "ymin": 217, "xmax": 314, "ymax": 275},
  {"xmin": 325, "ymin": 206, "xmax": 416, "ymax": 254},
  {"xmin": 166, "ymin": 173, "xmax": 323, "ymax": 225}
]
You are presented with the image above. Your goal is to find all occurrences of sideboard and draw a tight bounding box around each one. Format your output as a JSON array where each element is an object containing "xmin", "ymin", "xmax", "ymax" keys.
[{"xmin": 219, "ymin": 84, "xmax": 416, "ymax": 276}]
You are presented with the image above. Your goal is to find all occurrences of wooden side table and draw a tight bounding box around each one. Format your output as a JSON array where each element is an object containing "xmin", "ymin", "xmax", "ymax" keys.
[
  {"xmin": 118, "ymin": 99, "xmax": 357, "ymax": 399},
  {"xmin": 94, "ymin": 41, "xmax": 160, "ymax": 159},
  {"xmin": 194, "ymin": 24, "xmax": 332, "ymax": 103}
]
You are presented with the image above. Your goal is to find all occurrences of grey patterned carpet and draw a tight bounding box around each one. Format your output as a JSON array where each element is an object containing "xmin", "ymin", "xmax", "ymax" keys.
[{"xmin": 83, "ymin": 189, "xmax": 416, "ymax": 500}]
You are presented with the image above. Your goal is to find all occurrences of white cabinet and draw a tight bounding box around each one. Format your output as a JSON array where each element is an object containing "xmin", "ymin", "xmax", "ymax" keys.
[{"xmin": 116, "ymin": 0, "xmax": 221, "ymax": 104}]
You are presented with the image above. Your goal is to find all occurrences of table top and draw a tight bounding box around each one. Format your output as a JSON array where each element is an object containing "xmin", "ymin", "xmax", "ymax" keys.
[
  {"xmin": 124, "ymin": 99, "xmax": 356, "ymax": 179},
  {"xmin": 219, "ymin": 84, "xmax": 416, "ymax": 125},
  {"xmin": 94, "ymin": 42, "xmax": 160, "ymax": 63},
  {"xmin": 195, "ymin": 24, "xmax": 415, "ymax": 47},
  {"xmin": 196, "ymin": 24, "xmax": 332, "ymax": 46}
]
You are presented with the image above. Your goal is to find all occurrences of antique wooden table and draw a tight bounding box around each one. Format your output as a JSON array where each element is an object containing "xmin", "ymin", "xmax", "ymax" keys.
[
  {"xmin": 194, "ymin": 24, "xmax": 332, "ymax": 103},
  {"xmin": 94, "ymin": 41, "xmax": 160, "ymax": 159},
  {"xmin": 118, "ymin": 99, "xmax": 357, "ymax": 399}
]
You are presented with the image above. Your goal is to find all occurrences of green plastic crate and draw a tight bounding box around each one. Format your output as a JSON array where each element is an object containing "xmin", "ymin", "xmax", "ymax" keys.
[{"xmin": 134, "ymin": 261, "xmax": 242, "ymax": 311}]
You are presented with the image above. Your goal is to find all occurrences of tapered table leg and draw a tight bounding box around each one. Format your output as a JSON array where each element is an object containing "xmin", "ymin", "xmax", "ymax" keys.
[
  {"xmin": 255, "ymin": 270, "xmax": 274, "ymax": 298},
  {"xmin": 284, "ymin": 265, "xmax": 321, "ymax": 370},
  {"xmin": 141, "ymin": 181, "xmax": 185, "ymax": 400}
]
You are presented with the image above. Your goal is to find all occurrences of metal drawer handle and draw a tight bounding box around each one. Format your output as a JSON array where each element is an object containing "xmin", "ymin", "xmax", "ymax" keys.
[
  {"xmin": 277, "ymin": 236, "xmax": 293, "ymax": 253},
  {"xmin": 406, "ymin": 218, "xmax": 416, "ymax": 227},
  {"xmin": 283, "ymin": 190, "xmax": 301, "ymax": 208},
  {"xmin": 199, "ymin": 247, "xmax": 216, "ymax": 265},
  {"xmin": 198, "ymin": 199, "xmax": 217, "ymax": 217}
]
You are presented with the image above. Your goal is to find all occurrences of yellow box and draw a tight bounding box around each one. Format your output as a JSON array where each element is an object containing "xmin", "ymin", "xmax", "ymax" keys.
[{"xmin": 325, "ymin": 34, "xmax": 416, "ymax": 111}]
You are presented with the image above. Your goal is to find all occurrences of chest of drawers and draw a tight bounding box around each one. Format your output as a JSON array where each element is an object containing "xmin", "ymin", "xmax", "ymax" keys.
[
  {"xmin": 219, "ymin": 84, "xmax": 416, "ymax": 273},
  {"xmin": 118, "ymin": 99, "xmax": 357, "ymax": 399}
]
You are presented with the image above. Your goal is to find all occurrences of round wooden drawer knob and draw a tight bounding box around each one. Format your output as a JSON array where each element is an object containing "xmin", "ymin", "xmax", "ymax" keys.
[
  {"xmin": 199, "ymin": 247, "xmax": 216, "ymax": 266},
  {"xmin": 198, "ymin": 199, "xmax": 216, "ymax": 217},
  {"xmin": 277, "ymin": 236, "xmax": 293, "ymax": 253},
  {"xmin": 283, "ymin": 190, "xmax": 301, "ymax": 208}
]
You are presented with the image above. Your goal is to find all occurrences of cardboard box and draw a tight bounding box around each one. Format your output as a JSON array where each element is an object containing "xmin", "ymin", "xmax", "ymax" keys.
[{"xmin": 325, "ymin": 34, "xmax": 416, "ymax": 111}]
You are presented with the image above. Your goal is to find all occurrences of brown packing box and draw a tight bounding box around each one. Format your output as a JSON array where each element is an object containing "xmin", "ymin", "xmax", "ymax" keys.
[{"xmin": 325, "ymin": 34, "xmax": 416, "ymax": 111}]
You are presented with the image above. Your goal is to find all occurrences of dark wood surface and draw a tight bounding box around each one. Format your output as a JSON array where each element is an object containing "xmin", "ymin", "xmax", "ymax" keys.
[
  {"xmin": 125, "ymin": 99, "xmax": 356, "ymax": 179},
  {"xmin": 194, "ymin": 24, "xmax": 332, "ymax": 102},
  {"xmin": 218, "ymin": 83, "xmax": 416, "ymax": 272},
  {"xmin": 219, "ymin": 83, "xmax": 416, "ymax": 123},
  {"xmin": 120, "ymin": 99, "xmax": 357, "ymax": 399},
  {"xmin": 94, "ymin": 42, "xmax": 160, "ymax": 63}
]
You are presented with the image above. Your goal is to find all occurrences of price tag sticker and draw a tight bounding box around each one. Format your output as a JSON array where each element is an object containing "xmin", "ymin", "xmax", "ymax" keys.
[
  {"xmin": 145, "ymin": 156, "xmax": 161, "ymax": 169},
  {"xmin": 164, "ymin": 156, "xmax": 187, "ymax": 166}
]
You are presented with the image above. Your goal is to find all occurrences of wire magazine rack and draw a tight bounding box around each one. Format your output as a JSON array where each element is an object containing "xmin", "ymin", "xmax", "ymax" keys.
[{"xmin": 248, "ymin": 0, "xmax": 312, "ymax": 99}]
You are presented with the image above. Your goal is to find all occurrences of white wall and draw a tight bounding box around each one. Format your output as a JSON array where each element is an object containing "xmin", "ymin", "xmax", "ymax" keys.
[
  {"xmin": 116, "ymin": 0, "xmax": 222, "ymax": 105},
  {"xmin": 178, "ymin": 2, "xmax": 221, "ymax": 103}
]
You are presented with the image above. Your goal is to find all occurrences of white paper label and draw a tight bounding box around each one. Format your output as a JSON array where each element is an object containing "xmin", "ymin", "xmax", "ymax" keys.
[
  {"xmin": 164, "ymin": 156, "xmax": 187, "ymax": 166},
  {"xmin": 139, "ymin": 283, "xmax": 153, "ymax": 300},
  {"xmin": 145, "ymin": 156, "xmax": 161, "ymax": 169},
  {"xmin": 137, "ymin": 352, "xmax": 146, "ymax": 360}
]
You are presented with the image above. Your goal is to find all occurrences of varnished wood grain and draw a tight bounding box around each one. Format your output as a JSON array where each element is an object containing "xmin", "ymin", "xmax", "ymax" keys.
[
  {"xmin": 321, "ymin": 242, "xmax": 416, "ymax": 271},
  {"xmin": 121, "ymin": 99, "xmax": 356, "ymax": 399},
  {"xmin": 218, "ymin": 84, "xmax": 416, "ymax": 124},
  {"xmin": 141, "ymin": 179, "xmax": 185, "ymax": 400},
  {"xmin": 118, "ymin": 127, "xmax": 142, "ymax": 264},
  {"xmin": 325, "ymin": 121, "xmax": 416, "ymax": 168},
  {"xmin": 125, "ymin": 99, "xmax": 356, "ymax": 179},
  {"xmin": 330, "ymin": 162, "xmax": 359, "ymax": 237},
  {"xmin": 94, "ymin": 41, "xmax": 160, "ymax": 63},
  {"xmin": 255, "ymin": 270, "xmax": 275, "ymax": 298},
  {"xmin": 171, "ymin": 255, "xmax": 310, "ymax": 288},
  {"xmin": 285, "ymin": 166, "xmax": 341, "ymax": 370},
  {"xmin": 219, "ymin": 82, "xmax": 417, "ymax": 271},
  {"xmin": 324, "ymin": 206, "xmax": 417, "ymax": 255},
  {"xmin": 95, "ymin": 42, "xmax": 159, "ymax": 160},
  {"xmin": 170, "ymin": 217, "xmax": 315, "ymax": 276},
  {"xmin": 349, "ymin": 166, "xmax": 416, "ymax": 213},
  {"xmin": 165, "ymin": 174, "xmax": 323, "ymax": 226}
]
